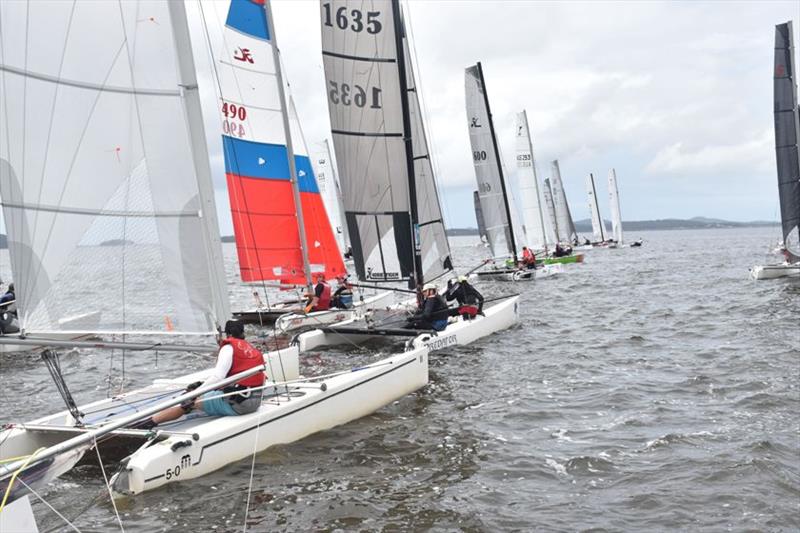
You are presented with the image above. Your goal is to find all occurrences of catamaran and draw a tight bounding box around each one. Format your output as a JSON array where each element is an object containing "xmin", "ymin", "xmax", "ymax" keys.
[
  {"xmin": 584, "ymin": 172, "xmax": 615, "ymax": 247},
  {"xmin": 751, "ymin": 20, "xmax": 800, "ymax": 280},
  {"xmin": 215, "ymin": 3, "xmax": 392, "ymax": 330},
  {"xmin": 294, "ymin": 1, "xmax": 520, "ymax": 354},
  {"xmin": 313, "ymin": 139, "xmax": 352, "ymax": 260},
  {"xmin": 0, "ymin": 0, "xmax": 430, "ymax": 524},
  {"xmin": 466, "ymin": 64, "xmax": 561, "ymax": 281}
]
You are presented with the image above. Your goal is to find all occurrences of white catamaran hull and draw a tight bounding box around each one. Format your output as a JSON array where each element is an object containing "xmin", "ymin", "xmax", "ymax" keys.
[
  {"xmin": 296, "ymin": 295, "xmax": 520, "ymax": 353},
  {"xmin": 0, "ymin": 348, "xmax": 300, "ymax": 498},
  {"xmin": 750, "ymin": 263, "xmax": 800, "ymax": 280},
  {"xmin": 110, "ymin": 343, "xmax": 428, "ymax": 496},
  {"xmin": 473, "ymin": 263, "xmax": 562, "ymax": 282},
  {"xmin": 274, "ymin": 291, "xmax": 393, "ymax": 333}
]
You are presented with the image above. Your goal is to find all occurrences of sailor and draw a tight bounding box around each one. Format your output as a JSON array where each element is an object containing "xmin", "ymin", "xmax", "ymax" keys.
[
  {"xmin": 521, "ymin": 246, "xmax": 536, "ymax": 268},
  {"xmin": 445, "ymin": 275, "xmax": 484, "ymax": 319},
  {"xmin": 331, "ymin": 275, "xmax": 354, "ymax": 309},
  {"xmin": 137, "ymin": 320, "xmax": 265, "ymax": 428},
  {"xmin": 408, "ymin": 283, "xmax": 449, "ymax": 331},
  {"xmin": 305, "ymin": 273, "xmax": 332, "ymax": 313},
  {"xmin": 0, "ymin": 282, "xmax": 15, "ymax": 315}
]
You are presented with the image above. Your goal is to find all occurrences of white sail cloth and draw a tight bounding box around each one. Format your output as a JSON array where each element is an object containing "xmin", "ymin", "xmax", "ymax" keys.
[{"xmin": 0, "ymin": 1, "xmax": 228, "ymax": 334}]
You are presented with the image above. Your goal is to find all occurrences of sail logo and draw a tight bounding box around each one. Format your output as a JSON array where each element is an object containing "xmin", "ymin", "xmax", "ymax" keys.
[
  {"xmin": 470, "ymin": 117, "xmax": 481, "ymax": 128},
  {"xmin": 234, "ymin": 47, "xmax": 254, "ymax": 63}
]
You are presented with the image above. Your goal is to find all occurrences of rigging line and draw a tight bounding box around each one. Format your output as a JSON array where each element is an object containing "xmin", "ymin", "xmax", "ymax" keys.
[
  {"xmin": 16, "ymin": 478, "xmax": 82, "ymax": 533},
  {"xmin": 241, "ymin": 406, "xmax": 261, "ymax": 532},
  {"xmin": 93, "ymin": 439, "xmax": 125, "ymax": 533},
  {"xmin": 198, "ymin": 1, "xmax": 271, "ymax": 302},
  {"xmin": 403, "ymin": 0, "xmax": 452, "ymax": 259}
]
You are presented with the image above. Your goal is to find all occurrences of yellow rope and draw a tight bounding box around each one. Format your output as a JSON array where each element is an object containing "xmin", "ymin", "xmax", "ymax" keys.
[{"xmin": 0, "ymin": 447, "xmax": 45, "ymax": 513}]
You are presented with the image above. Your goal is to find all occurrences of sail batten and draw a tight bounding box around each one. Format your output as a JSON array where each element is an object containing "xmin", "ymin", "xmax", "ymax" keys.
[
  {"xmin": 321, "ymin": 0, "xmax": 451, "ymax": 284},
  {"xmin": 774, "ymin": 21, "xmax": 800, "ymax": 262}
]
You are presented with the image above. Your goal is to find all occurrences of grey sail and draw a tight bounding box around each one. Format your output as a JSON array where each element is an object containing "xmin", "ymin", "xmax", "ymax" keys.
[
  {"xmin": 465, "ymin": 62, "xmax": 517, "ymax": 259},
  {"xmin": 774, "ymin": 21, "xmax": 800, "ymax": 262},
  {"xmin": 542, "ymin": 178, "xmax": 560, "ymax": 245},
  {"xmin": 474, "ymin": 190, "xmax": 488, "ymax": 243},
  {"xmin": 550, "ymin": 160, "xmax": 578, "ymax": 244},
  {"xmin": 320, "ymin": 0, "xmax": 451, "ymax": 284}
]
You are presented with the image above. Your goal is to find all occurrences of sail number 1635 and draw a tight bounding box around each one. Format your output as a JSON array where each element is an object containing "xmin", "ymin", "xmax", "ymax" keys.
[
  {"xmin": 329, "ymin": 81, "xmax": 382, "ymax": 109},
  {"xmin": 322, "ymin": 4, "xmax": 382, "ymax": 34}
]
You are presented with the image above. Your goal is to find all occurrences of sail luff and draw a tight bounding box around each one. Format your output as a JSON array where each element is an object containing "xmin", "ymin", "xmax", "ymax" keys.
[
  {"xmin": 607, "ymin": 168, "xmax": 624, "ymax": 244},
  {"xmin": 480, "ymin": 63, "xmax": 517, "ymax": 261},
  {"xmin": 516, "ymin": 110, "xmax": 548, "ymax": 252},
  {"xmin": 542, "ymin": 178, "xmax": 559, "ymax": 246},
  {"xmin": 262, "ymin": 1, "xmax": 312, "ymax": 289},
  {"xmin": 586, "ymin": 173, "xmax": 605, "ymax": 242},
  {"xmin": 774, "ymin": 20, "xmax": 800, "ymax": 262},
  {"xmin": 392, "ymin": 0, "xmax": 423, "ymax": 285},
  {"xmin": 168, "ymin": 0, "xmax": 228, "ymax": 326}
]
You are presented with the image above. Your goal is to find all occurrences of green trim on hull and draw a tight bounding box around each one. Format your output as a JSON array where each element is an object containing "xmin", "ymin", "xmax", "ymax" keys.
[{"xmin": 537, "ymin": 254, "xmax": 584, "ymax": 265}]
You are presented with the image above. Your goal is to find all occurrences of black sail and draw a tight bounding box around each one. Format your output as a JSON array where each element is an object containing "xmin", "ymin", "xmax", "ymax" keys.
[{"xmin": 774, "ymin": 21, "xmax": 800, "ymax": 262}]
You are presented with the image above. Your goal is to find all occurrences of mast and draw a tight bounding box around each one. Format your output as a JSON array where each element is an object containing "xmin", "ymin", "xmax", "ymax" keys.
[
  {"xmin": 477, "ymin": 62, "xmax": 518, "ymax": 261},
  {"xmin": 392, "ymin": 0, "xmax": 424, "ymax": 286},
  {"xmin": 589, "ymin": 173, "xmax": 605, "ymax": 241},
  {"xmin": 168, "ymin": 1, "xmax": 229, "ymax": 325},
  {"xmin": 262, "ymin": 0, "xmax": 313, "ymax": 291}
]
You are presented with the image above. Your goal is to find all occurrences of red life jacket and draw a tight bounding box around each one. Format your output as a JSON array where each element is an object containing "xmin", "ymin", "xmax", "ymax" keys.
[
  {"xmin": 221, "ymin": 338, "xmax": 265, "ymax": 388},
  {"xmin": 315, "ymin": 282, "xmax": 332, "ymax": 311},
  {"xmin": 522, "ymin": 248, "xmax": 535, "ymax": 263}
]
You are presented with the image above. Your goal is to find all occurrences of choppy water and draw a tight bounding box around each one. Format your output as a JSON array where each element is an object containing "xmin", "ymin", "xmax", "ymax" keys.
[{"xmin": 2, "ymin": 227, "xmax": 798, "ymax": 531}]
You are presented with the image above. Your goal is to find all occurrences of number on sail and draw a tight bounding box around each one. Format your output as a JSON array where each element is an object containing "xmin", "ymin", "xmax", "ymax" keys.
[
  {"xmin": 322, "ymin": 4, "xmax": 382, "ymax": 34},
  {"xmin": 328, "ymin": 82, "xmax": 382, "ymax": 109}
]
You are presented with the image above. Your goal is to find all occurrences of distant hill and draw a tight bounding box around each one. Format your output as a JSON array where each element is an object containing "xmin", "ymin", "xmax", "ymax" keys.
[
  {"xmin": 0, "ymin": 234, "xmax": 6, "ymax": 249},
  {"xmin": 574, "ymin": 217, "xmax": 779, "ymax": 232},
  {"xmin": 221, "ymin": 235, "xmax": 236, "ymax": 243}
]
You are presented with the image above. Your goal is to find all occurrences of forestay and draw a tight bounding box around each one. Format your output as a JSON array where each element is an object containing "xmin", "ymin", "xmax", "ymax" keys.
[
  {"xmin": 607, "ymin": 168, "xmax": 624, "ymax": 244},
  {"xmin": 0, "ymin": 1, "xmax": 228, "ymax": 335},
  {"xmin": 321, "ymin": 0, "xmax": 451, "ymax": 284},
  {"xmin": 774, "ymin": 21, "xmax": 800, "ymax": 262},
  {"xmin": 586, "ymin": 173, "xmax": 605, "ymax": 242},
  {"xmin": 203, "ymin": 0, "xmax": 345, "ymax": 286},
  {"xmin": 551, "ymin": 161, "xmax": 578, "ymax": 244},
  {"xmin": 515, "ymin": 111, "xmax": 548, "ymax": 251},
  {"xmin": 466, "ymin": 62, "xmax": 516, "ymax": 260},
  {"xmin": 311, "ymin": 140, "xmax": 348, "ymax": 255}
]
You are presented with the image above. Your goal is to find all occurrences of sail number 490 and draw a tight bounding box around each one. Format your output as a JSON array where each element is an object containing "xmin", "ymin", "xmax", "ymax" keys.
[
  {"xmin": 322, "ymin": 4, "xmax": 382, "ymax": 34},
  {"xmin": 329, "ymin": 82, "xmax": 382, "ymax": 109}
]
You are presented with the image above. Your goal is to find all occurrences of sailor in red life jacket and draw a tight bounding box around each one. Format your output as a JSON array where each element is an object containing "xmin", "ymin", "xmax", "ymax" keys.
[
  {"xmin": 304, "ymin": 273, "xmax": 332, "ymax": 313},
  {"xmin": 521, "ymin": 246, "xmax": 536, "ymax": 268},
  {"xmin": 135, "ymin": 320, "xmax": 266, "ymax": 428}
]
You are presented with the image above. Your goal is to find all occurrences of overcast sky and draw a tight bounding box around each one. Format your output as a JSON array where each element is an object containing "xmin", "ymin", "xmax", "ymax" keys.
[{"xmin": 203, "ymin": 0, "xmax": 799, "ymax": 232}]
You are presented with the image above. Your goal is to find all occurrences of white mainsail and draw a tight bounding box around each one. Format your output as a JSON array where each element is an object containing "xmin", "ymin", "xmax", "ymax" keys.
[
  {"xmin": 551, "ymin": 161, "xmax": 578, "ymax": 244},
  {"xmin": 466, "ymin": 62, "xmax": 517, "ymax": 260},
  {"xmin": 312, "ymin": 140, "xmax": 348, "ymax": 255},
  {"xmin": 542, "ymin": 178, "xmax": 560, "ymax": 246},
  {"xmin": 321, "ymin": 0, "xmax": 452, "ymax": 284},
  {"xmin": 586, "ymin": 173, "xmax": 605, "ymax": 242},
  {"xmin": 0, "ymin": 0, "xmax": 228, "ymax": 336},
  {"xmin": 515, "ymin": 111, "xmax": 548, "ymax": 252},
  {"xmin": 607, "ymin": 168, "xmax": 624, "ymax": 244}
]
